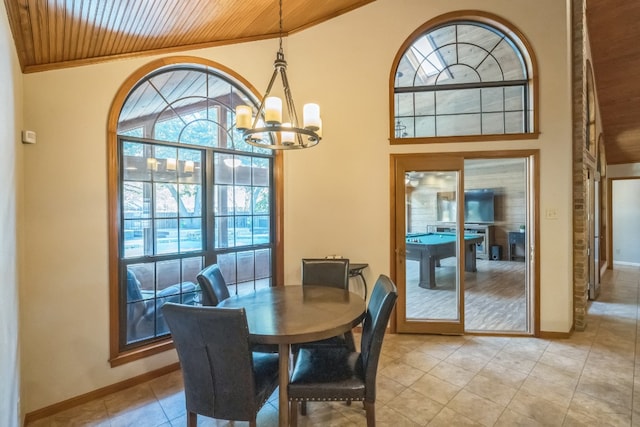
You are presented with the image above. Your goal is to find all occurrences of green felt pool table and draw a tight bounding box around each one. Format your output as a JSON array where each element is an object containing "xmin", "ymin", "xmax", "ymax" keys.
[{"xmin": 406, "ymin": 232, "xmax": 484, "ymax": 289}]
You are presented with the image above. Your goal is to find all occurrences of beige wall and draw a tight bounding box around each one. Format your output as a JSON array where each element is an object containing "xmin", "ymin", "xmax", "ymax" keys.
[
  {"xmin": 20, "ymin": 0, "xmax": 574, "ymax": 413},
  {"xmin": 0, "ymin": 0, "xmax": 23, "ymax": 424}
]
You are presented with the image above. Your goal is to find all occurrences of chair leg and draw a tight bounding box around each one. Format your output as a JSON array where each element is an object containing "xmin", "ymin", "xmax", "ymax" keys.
[
  {"xmin": 187, "ymin": 411, "xmax": 197, "ymax": 427},
  {"xmin": 364, "ymin": 401, "xmax": 375, "ymax": 427},
  {"xmin": 345, "ymin": 330, "xmax": 356, "ymax": 352},
  {"xmin": 249, "ymin": 419, "xmax": 257, "ymax": 427},
  {"xmin": 301, "ymin": 400, "xmax": 307, "ymax": 415},
  {"xmin": 290, "ymin": 401, "xmax": 299, "ymax": 426}
]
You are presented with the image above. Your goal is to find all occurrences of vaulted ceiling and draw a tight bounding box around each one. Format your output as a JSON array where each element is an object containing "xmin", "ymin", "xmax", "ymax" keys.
[
  {"xmin": 3, "ymin": 0, "xmax": 639, "ymax": 165},
  {"xmin": 3, "ymin": 0, "xmax": 374, "ymax": 73},
  {"xmin": 586, "ymin": 0, "xmax": 640, "ymax": 165}
]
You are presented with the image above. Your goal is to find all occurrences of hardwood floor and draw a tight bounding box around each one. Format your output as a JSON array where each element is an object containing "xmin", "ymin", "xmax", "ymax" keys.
[{"xmin": 405, "ymin": 258, "xmax": 527, "ymax": 332}]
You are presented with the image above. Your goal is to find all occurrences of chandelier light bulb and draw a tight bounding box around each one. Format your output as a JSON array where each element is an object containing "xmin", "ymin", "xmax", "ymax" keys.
[
  {"xmin": 303, "ymin": 103, "xmax": 321, "ymax": 130},
  {"xmin": 265, "ymin": 97, "xmax": 283, "ymax": 124},
  {"xmin": 235, "ymin": 105, "xmax": 252, "ymax": 130},
  {"xmin": 281, "ymin": 122, "xmax": 295, "ymax": 145}
]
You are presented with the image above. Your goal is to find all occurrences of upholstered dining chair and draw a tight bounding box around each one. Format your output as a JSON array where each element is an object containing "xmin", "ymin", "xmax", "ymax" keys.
[
  {"xmin": 196, "ymin": 263, "xmax": 277, "ymax": 354},
  {"xmin": 163, "ymin": 303, "xmax": 279, "ymax": 427},
  {"xmin": 301, "ymin": 258, "xmax": 350, "ymax": 289},
  {"xmin": 300, "ymin": 258, "xmax": 356, "ymax": 351},
  {"xmin": 288, "ymin": 274, "xmax": 398, "ymax": 427},
  {"xmin": 196, "ymin": 264, "xmax": 230, "ymax": 307}
]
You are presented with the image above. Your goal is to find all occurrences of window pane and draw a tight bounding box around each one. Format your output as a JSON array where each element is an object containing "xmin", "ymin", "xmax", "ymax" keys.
[
  {"xmin": 477, "ymin": 56, "xmax": 503, "ymax": 81},
  {"xmin": 414, "ymin": 116, "xmax": 434, "ymax": 137},
  {"xmin": 154, "ymin": 114, "xmax": 183, "ymax": 143},
  {"xmin": 234, "ymin": 186, "xmax": 252, "ymax": 214},
  {"xmin": 415, "ymin": 92, "xmax": 435, "ymax": 116},
  {"xmin": 123, "ymin": 182, "xmax": 151, "ymax": 219},
  {"xmin": 235, "ymin": 216, "xmax": 252, "ymax": 246},
  {"xmin": 123, "ymin": 219, "xmax": 152, "ymax": 258},
  {"xmin": 156, "ymin": 218, "xmax": 178, "ymax": 254},
  {"xmin": 494, "ymin": 39, "xmax": 526, "ymax": 80},
  {"xmin": 179, "ymin": 184, "xmax": 201, "ymax": 217},
  {"xmin": 505, "ymin": 86, "xmax": 525, "ymax": 110},
  {"xmin": 505, "ymin": 112, "xmax": 525, "ymax": 133},
  {"xmin": 214, "ymin": 185, "xmax": 234, "ymax": 215},
  {"xmin": 436, "ymin": 88, "xmax": 480, "ymax": 115},
  {"xmin": 180, "ymin": 217, "xmax": 202, "ymax": 252},
  {"xmin": 214, "ymin": 155, "xmax": 234, "ymax": 185},
  {"xmin": 253, "ymin": 187, "xmax": 269, "ymax": 214},
  {"xmin": 217, "ymin": 249, "xmax": 272, "ymax": 295},
  {"xmin": 482, "ymin": 112, "xmax": 505, "ymax": 134},
  {"xmin": 180, "ymin": 120, "xmax": 220, "ymax": 147},
  {"xmin": 436, "ymin": 113, "xmax": 481, "ymax": 136},
  {"xmin": 457, "ymin": 24, "xmax": 502, "ymax": 52},
  {"xmin": 154, "ymin": 183, "xmax": 178, "ymax": 217},
  {"xmin": 182, "ymin": 256, "xmax": 204, "ymax": 304},
  {"xmin": 252, "ymin": 158, "xmax": 270, "ymax": 187},
  {"xmin": 397, "ymin": 92, "xmax": 414, "ymax": 117},
  {"xmin": 157, "ymin": 259, "xmax": 180, "ymax": 291},
  {"xmin": 481, "ymin": 87, "xmax": 505, "ymax": 112},
  {"xmin": 178, "ymin": 148, "xmax": 202, "ymax": 184},
  {"xmin": 214, "ymin": 216, "xmax": 233, "ymax": 248},
  {"xmin": 253, "ymin": 215, "xmax": 270, "ymax": 244}
]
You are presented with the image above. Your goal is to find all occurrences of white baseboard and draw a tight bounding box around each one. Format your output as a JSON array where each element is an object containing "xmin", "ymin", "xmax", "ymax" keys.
[{"xmin": 613, "ymin": 261, "xmax": 640, "ymax": 267}]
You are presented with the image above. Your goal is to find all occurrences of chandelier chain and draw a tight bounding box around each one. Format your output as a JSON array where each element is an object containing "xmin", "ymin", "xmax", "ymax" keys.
[
  {"xmin": 278, "ymin": 0, "xmax": 283, "ymax": 53},
  {"xmin": 235, "ymin": 0, "xmax": 321, "ymax": 149}
]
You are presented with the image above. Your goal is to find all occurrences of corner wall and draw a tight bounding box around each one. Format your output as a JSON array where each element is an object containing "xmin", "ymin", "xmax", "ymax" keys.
[{"xmin": 0, "ymin": 0, "xmax": 23, "ymax": 425}]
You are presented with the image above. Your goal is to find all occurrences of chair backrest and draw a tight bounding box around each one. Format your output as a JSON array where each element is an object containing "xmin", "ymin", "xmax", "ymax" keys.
[
  {"xmin": 301, "ymin": 258, "xmax": 350, "ymax": 290},
  {"xmin": 196, "ymin": 264, "xmax": 230, "ymax": 306},
  {"xmin": 360, "ymin": 274, "xmax": 398, "ymax": 401},
  {"xmin": 162, "ymin": 303, "xmax": 259, "ymax": 421}
]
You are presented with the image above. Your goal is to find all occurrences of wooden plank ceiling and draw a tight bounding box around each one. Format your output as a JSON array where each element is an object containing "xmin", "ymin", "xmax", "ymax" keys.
[
  {"xmin": 3, "ymin": 0, "xmax": 373, "ymax": 73},
  {"xmin": 587, "ymin": 0, "xmax": 640, "ymax": 165},
  {"xmin": 4, "ymin": 0, "xmax": 640, "ymax": 165}
]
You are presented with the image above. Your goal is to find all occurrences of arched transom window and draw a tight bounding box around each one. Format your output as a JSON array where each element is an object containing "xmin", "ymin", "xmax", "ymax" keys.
[{"xmin": 392, "ymin": 16, "xmax": 536, "ymax": 141}]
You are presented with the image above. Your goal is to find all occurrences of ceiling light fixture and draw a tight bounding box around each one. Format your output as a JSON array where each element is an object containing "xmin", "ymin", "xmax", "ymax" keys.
[{"xmin": 235, "ymin": 0, "xmax": 322, "ymax": 150}]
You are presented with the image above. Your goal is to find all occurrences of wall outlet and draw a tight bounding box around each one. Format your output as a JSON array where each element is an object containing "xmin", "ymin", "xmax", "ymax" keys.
[{"xmin": 545, "ymin": 208, "xmax": 558, "ymax": 219}]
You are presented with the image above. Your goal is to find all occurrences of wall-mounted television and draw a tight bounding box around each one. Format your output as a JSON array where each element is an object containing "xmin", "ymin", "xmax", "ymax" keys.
[{"xmin": 437, "ymin": 189, "xmax": 495, "ymax": 223}]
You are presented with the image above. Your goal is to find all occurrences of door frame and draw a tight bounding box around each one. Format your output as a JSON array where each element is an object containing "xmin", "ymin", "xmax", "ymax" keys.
[{"xmin": 389, "ymin": 149, "xmax": 540, "ymax": 336}]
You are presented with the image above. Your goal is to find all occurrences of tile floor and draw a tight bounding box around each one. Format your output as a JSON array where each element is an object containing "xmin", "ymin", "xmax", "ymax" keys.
[{"xmin": 28, "ymin": 265, "xmax": 640, "ymax": 426}]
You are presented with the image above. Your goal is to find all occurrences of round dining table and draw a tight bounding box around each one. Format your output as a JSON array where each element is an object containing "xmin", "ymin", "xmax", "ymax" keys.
[{"xmin": 218, "ymin": 285, "xmax": 366, "ymax": 427}]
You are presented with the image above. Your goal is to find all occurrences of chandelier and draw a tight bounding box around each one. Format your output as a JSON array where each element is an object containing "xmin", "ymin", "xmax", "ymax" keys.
[{"xmin": 235, "ymin": 0, "xmax": 322, "ymax": 150}]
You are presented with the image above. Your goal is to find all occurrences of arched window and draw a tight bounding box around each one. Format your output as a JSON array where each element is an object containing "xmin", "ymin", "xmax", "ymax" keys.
[
  {"xmin": 390, "ymin": 12, "xmax": 537, "ymax": 142},
  {"xmin": 108, "ymin": 58, "xmax": 281, "ymax": 364}
]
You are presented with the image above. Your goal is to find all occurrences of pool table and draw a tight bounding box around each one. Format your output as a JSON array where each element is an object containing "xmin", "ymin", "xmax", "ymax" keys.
[{"xmin": 406, "ymin": 232, "xmax": 484, "ymax": 289}]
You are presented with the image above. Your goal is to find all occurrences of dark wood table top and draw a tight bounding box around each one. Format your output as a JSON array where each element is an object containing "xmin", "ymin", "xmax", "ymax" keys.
[{"xmin": 218, "ymin": 285, "xmax": 366, "ymax": 345}]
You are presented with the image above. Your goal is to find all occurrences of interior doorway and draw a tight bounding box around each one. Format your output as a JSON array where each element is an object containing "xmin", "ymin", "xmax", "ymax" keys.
[{"xmin": 391, "ymin": 151, "xmax": 539, "ymax": 336}]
